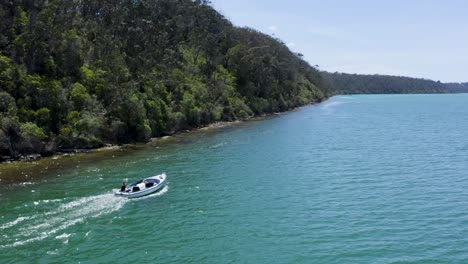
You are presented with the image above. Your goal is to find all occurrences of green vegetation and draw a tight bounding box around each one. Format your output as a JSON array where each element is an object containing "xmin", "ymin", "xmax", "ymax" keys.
[
  {"xmin": 444, "ymin": 83, "xmax": 468, "ymax": 93},
  {"xmin": 323, "ymin": 72, "xmax": 468, "ymax": 95},
  {"xmin": 1, "ymin": 0, "xmax": 466, "ymax": 161},
  {"xmin": 0, "ymin": 0, "xmax": 327, "ymax": 159}
]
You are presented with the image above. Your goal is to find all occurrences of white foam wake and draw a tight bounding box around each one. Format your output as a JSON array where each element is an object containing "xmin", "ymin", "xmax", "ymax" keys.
[
  {"xmin": 0, "ymin": 216, "xmax": 35, "ymax": 230},
  {"xmin": 0, "ymin": 185, "xmax": 169, "ymax": 248},
  {"xmin": 0, "ymin": 186, "xmax": 169, "ymax": 248},
  {"xmin": 321, "ymin": 100, "xmax": 344, "ymax": 109},
  {"xmin": 0, "ymin": 193, "xmax": 127, "ymax": 248}
]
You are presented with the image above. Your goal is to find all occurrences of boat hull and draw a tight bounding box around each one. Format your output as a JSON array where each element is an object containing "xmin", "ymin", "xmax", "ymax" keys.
[{"xmin": 114, "ymin": 173, "xmax": 166, "ymax": 199}]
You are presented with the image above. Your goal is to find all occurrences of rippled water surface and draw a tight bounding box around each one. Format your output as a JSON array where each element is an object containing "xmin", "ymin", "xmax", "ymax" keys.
[{"xmin": 1, "ymin": 94, "xmax": 468, "ymax": 263}]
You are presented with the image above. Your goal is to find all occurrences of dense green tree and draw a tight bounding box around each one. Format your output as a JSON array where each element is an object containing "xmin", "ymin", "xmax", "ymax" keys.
[
  {"xmin": 322, "ymin": 72, "xmax": 455, "ymax": 95},
  {"xmin": 444, "ymin": 83, "xmax": 468, "ymax": 93},
  {"xmin": 4, "ymin": 0, "xmax": 463, "ymax": 160},
  {"xmin": 19, "ymin": 122, "xmax": 46, "ymax": 153},
  {"xmin": 0, "ymin": 117, "xmax": 21, "ymax": 157}
]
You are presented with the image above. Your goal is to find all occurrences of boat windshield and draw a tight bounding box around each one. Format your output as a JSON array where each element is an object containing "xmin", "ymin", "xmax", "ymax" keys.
[{"xmin": 146, "ymin": 179, "xmax": 160, "ymax": 184}]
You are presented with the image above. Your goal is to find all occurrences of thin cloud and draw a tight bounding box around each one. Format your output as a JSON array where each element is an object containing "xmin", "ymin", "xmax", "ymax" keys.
[{"xmin": 268, "ymin": 25, "xmax": 278, "ymax": 32}]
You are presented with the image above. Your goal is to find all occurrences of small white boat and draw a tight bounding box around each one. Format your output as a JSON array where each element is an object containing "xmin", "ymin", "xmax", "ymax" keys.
[{"xmin": 115, "ymin": 173, "xmax": 166, "ymax": 198}]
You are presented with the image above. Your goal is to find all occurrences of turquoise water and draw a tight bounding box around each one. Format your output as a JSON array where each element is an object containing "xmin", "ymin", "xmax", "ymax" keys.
[{"xmin": 1, "ymin": 94, "xmax": 468, "ymax": 263}]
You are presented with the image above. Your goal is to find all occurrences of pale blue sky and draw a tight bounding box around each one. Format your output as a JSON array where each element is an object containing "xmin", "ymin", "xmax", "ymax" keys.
[{"xmin": 211, "ymin": 0, "xmax": 468, "ymax": 82}]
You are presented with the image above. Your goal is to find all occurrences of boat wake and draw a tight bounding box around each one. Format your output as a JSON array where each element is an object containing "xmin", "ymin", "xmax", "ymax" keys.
[
  {"xmin": 0, "ymin": 186, "xmax": 168, "ymax": 248},
  {"xmin": 320, "ymin": 96, "xmax": 355, "ymax": 110},
  {"xmin": 321, "ymin": 100, "xmax": 345, "ymax": 109}
]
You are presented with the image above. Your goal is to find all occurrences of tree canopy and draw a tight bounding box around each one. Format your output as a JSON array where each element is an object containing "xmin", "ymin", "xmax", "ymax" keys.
[
  {"xmin": 322, "ymin": 72, "xmax": 468, "ymax": 95},
  {"xmin": 0, "ymin": 0, "xmax": 327, "ymax": 159}
]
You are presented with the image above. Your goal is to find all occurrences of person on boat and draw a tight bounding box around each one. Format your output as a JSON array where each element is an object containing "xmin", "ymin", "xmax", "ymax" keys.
[{"xmin": 120, "ymin": 181, "xmax": 126, "ymax": 192}]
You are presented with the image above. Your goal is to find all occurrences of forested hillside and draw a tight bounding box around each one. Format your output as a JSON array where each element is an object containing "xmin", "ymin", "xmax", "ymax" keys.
[
  {"xmin": 0, "ymin": 0, "xmax": 327, "ymax": 159},
  {"xmin": 444, "ymin": 83, "xmax": 468, "ymax": 93},
  {"xmin": 323, "ymin": 72, "xmax": 468, "ymax": 95}
]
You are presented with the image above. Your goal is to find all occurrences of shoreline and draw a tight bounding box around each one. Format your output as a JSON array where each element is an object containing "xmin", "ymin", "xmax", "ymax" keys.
[
  {"xmin": 0, "ymin": 99, "xmax": 327, "ymax": 184},
  {"xmin": 1, "ymin": 99, "xmax": 325, "ymax": 165},
  {"xmin": 0, "ymin": 120, "xmax": 243, "ymax": 164}
]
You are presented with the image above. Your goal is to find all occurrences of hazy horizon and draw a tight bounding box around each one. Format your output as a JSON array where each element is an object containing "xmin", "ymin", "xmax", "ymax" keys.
[{"xmin": 211, "ymin": 0, "xmax": 468, "ymax": 83}]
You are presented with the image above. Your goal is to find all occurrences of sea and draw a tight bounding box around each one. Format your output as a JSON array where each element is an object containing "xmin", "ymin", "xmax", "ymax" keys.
[{"xmin": 1, "ymin": 94, "xmax": 467, "ymax": 263}]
